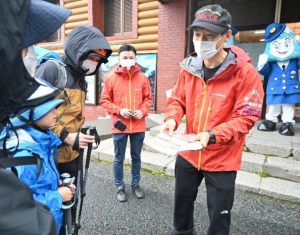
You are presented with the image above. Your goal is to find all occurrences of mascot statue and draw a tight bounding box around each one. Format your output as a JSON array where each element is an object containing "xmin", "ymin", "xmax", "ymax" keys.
[{"xmin": 257, "ymin": 23, "xmax": 300, "ymax": 136}]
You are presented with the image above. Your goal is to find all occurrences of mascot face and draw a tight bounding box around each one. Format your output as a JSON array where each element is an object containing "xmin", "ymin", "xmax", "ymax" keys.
[
  {"xmin": 265, "ymin": 27, "xmax": 300, "ymax": 62},
  {"xmin": 269, "ymin": 36, "xmax": 294, "ymax": 59}
]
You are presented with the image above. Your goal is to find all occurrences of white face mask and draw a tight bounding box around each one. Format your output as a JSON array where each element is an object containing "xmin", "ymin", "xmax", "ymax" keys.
[
  {"xmin": 23, "ymin": 46, "xmax": 37, "ymax": 76},
  {"xmin": 193, "ymin": 37, "xmax": 223, "ymax": 60},
  {"xmin": 120, "ymin": 59, "xmax": 135, "ymax": 70},
  {"xmin": 82, "ymin": 59, "xmax": 98, "ymax": 74}
]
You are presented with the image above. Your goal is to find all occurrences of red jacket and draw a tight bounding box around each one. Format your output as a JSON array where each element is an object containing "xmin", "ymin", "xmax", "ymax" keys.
[
  {"xmin": 164, "ymin": 46, "xmax": 264, "ymax": 171},
  {"xmin": 100, "ymin": 64, "xmax": 153, "ymax": 134}
]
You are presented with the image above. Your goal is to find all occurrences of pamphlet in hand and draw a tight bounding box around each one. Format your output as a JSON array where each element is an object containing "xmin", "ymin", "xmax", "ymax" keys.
[{"xmin": 156, "ymin": 132, "xmax": 204, "ymax": 151}]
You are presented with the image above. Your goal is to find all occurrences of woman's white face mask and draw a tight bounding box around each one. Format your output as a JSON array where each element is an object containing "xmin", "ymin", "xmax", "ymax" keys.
[
  {"xmin": 120, "ymin": 59, "xmax": 136, "ymax": 70},
  {"xmin": 82, "ymin": 59, "xmax": 98, "ymax": 74},
  {"xmin": 23, "ymin": 46, "xmax": 37, "ymax": 76},
  {"xmin": 193, "ymin": 36, "xmax": 223, "ymax": 60}
]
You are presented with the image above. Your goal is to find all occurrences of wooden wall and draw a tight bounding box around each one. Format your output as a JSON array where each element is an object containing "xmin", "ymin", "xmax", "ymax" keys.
[
  {"xmin": 42, "ymin": 0, "xmax": 159, "ymax": 55},
  {"xmin": 109, "ymin": 0, "xmax": 159, "ymax": 54}
]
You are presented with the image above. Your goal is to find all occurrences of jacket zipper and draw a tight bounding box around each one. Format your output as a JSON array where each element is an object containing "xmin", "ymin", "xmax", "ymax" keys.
[
  {"xmin": 129, "ymin": 73, "xmax": 132, "ymax": 133},
  {"xmin": 196, "ymin": 84, "xmax": 208, "ymax": 170}
]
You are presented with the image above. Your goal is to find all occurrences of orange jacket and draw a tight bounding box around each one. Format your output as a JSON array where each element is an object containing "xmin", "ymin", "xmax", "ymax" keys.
[
  {"xmin": 100, "ymin": 64, "xmax": 153, "ymax": 134},
  {"xmin": 164, "ymin": 46, "xmax": 264, "ymax": 171}
]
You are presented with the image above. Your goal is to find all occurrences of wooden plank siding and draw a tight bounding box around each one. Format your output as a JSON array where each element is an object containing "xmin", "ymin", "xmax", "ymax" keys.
[
  {"xmin": 39, "ymin": 0, "xmax": 159, "ymax": 55},
  {"xmin": 109, "ymin": 0, "xmax": 159, "ymax": 53}
]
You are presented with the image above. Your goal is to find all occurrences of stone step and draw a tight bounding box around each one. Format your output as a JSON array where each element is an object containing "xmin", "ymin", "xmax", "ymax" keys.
[
  {"xmin": 92, "ymin": 143, "xmax": 176, "ymax": 172},
  {"xmin": 236, "ymin": 171, "xmax": 300, "ymax": 203},
  {"xmin": 264, "ymin": 156, "xmax": 300, "ymax": 183},
  {"xmin": 245, "ymin": 129, "xmax": 293, "ymax": 158},
  {"xmin": 164, "ymin": 158, "xmax": 300, "ymax": 203},
  {"xmin": 142, "ymin": 132, "xmax": 178, "ymax": 157},
  {"xmin": 241, "ymin": 152, "xmax": 265, "ymax": 174},
  {"xmin": 92, "ymin": 139, "xmax": 300, "ymax": 203}
]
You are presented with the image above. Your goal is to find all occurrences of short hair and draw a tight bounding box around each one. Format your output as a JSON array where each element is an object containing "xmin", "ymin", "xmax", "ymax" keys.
[{"xmin": 118, "ymin": 44, "xmax": 137, "ymax": 55}]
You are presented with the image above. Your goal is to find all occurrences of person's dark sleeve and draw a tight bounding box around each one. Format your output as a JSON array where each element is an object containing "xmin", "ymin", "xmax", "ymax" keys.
[{"xmin": 35, "ymin": 60, "xmax": 60, "ymax": 86}]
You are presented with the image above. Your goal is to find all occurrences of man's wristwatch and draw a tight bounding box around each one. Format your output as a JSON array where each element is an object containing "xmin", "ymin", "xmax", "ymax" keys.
[
  {"xmin": 59, "ymin": 129, "xmax": 69, "ymax": 142},
  {"xmin": 207, "ymin": 130, "xmax": 216, "ymax": 145}
]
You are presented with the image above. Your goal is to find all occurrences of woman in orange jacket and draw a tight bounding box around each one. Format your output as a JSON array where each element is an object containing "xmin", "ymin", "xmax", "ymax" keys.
[{"xmin": 100, "ymin": 45, "xmax": 153, "ymax": 202}]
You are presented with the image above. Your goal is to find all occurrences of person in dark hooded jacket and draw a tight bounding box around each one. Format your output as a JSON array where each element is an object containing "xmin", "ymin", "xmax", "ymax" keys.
[{"xmin": 35, "ymin": 25, "xmax": 112, "ymax": 183}]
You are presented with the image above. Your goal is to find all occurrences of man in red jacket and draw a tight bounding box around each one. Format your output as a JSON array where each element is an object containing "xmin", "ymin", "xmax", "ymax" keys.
[
  {"xmin": 100, "ymin": 45, "xmax": 153, "ymax": 202},
  {"xmin": 161, "ymin": 4, "xmax": 264, "ymax": 235}
]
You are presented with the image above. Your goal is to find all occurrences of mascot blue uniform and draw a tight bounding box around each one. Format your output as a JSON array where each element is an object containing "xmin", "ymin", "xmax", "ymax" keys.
[{"xmin": 257, "ymin": 23, "xmax": 300, "ymax": 136}]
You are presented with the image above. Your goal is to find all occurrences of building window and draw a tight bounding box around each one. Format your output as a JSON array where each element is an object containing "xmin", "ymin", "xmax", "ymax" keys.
[{"xmin": 104, "ymin": 0, "xmax": 133, "ymax": 37}]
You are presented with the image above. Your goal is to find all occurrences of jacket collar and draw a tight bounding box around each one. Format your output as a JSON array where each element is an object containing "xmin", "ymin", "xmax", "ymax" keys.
[
  {"xmin": 114, "ymin": 64, "xmax": 141, "ymax": 78},
  {"xmin": 180, "ymin": 46, "xmax": 251, "ymax": 80}
]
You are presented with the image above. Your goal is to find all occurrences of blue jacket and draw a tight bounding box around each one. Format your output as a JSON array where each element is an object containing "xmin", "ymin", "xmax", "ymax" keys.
[
  {"xmin": 259, "ymin": 58, "xmax": 300, "ymax": 104},
  {"xmin": 0, "ymin": 127, "xmax": 63, "ymax": 234}
]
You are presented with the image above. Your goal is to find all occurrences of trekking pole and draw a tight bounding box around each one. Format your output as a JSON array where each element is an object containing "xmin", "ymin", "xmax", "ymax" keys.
[
  {"xmin": 74, "ymin": 126, "xmax": 100, "ymax": 235},
  {"xmin": 74, "ymin": 126, "xmax": 89, "ymax": 235},
  {"xmin": 82, "ymin": 126, "xmax": 100, "ymax": 194},
  {"xmin": 60, "ymin": 173, "xmax": 75, "ymax": 235}
]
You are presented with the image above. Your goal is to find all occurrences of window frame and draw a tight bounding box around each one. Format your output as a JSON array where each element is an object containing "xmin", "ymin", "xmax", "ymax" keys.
[{"xmin": 104, "ymin": 0, "xmax": 138, "ymax": 40}]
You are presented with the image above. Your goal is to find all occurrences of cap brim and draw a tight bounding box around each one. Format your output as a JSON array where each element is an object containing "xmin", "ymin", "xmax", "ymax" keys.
[
  {"xmin": 11, "ymin": 99, "xmax": 64, "ymax": 128},
  {"xmin": 22, "ymin": 0, "xmax": 71, "ymax": 48},
  {"xmin": 188, "ymin": 21, "xmax": 228, "ymax": 34}
]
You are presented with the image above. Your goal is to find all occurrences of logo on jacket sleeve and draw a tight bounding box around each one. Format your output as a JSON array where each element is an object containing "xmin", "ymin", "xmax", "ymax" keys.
[{"xmin": 241, "ymin": 90, "xmax": 263, "ymax": 117}]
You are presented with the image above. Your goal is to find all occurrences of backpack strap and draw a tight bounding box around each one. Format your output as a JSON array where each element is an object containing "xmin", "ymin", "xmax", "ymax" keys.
[{"xmin": 0, "ymin": 150, "xmax": 42, "ymax": 178}]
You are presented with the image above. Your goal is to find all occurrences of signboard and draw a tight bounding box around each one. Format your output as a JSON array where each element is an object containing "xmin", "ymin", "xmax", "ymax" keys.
[{"xmin": 100, "ymin": 53, "xmax": 157, "ymax": 110}]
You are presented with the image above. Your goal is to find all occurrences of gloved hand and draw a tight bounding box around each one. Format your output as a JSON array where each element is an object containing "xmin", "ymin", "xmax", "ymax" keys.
[
  {"xmin": 120, "ymin": 108, "xmax": 132, "ymax": 119},
  {"xmin": 257, "ymin": 53, "xmax": 269, "ymax": 71}
]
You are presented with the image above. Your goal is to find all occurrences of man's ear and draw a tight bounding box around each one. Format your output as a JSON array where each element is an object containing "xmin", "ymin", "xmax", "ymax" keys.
[{"xmin": 224, "ymin": 30, "xmax": 233, "ymax": 44}]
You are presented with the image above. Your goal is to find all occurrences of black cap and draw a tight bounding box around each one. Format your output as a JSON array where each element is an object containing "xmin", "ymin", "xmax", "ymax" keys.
[{"xmin": 189, "ymin": 4, "xmax": 232, "ymax": 34}]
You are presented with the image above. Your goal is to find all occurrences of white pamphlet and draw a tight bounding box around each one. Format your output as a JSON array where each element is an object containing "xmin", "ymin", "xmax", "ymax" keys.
[{"xmin": 156, "ymin": 132, "xmax": 204, "ymax": 151}]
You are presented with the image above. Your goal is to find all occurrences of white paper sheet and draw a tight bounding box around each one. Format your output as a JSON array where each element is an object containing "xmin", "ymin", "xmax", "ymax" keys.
[{"xmin": 156, "ymin": 132, "xmax": 204, "ymax": 151}]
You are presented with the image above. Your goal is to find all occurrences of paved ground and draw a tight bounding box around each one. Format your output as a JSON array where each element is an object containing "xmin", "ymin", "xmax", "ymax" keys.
[{"xmin": 79, "ymin": 160, "xmax": 300, "ymax": 235}]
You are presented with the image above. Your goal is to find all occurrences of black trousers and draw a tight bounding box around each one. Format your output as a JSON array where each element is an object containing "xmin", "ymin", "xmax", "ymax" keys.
[
  {"xmin": 57, "ymin": 156, "xmax": 80, "ymax": 184},
  {"xmin": 173, "ymin": 156, "xmax": 237, "ymax": 235}
]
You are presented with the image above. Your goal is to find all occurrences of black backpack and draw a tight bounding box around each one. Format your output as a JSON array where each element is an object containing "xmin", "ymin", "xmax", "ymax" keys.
[{"xmin": 0, "ymin": 169, "xmax": 57, "ymax": 235}]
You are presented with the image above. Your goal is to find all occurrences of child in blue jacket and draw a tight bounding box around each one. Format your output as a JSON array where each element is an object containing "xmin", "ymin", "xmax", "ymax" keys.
[{"xmin": 0, "ymin": 98, "xmax": 75, "ymax": 234}]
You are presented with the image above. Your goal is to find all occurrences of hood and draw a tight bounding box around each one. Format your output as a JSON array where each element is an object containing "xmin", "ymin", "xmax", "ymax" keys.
[
  {"xmin": 0, "ymin": 0, "xmax": 70, "ymax": 123},
  {"xmin": 62, "ymin": 25, "xmax": 112, "ymax": 77},
  {"xmin": 180, "ymin": 46, "xmax": 252, "ymax": 79}
]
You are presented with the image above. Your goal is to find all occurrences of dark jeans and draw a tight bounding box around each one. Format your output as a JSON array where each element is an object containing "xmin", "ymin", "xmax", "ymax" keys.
[
  {"xmin": 112, "ymin": 132, "xmax": 145, "ymax": 188},
  {"xmin": 173, "ymin": 156, "xmax": 236, "ymax": 235}
]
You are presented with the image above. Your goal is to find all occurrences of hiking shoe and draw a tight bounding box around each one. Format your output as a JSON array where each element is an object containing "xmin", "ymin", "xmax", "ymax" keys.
[
  {"xmin": 279, "ymin": 122, "xmax": 295, "ymax": 136},
  {"xmin": 132, "ymin": 185, "xmax": 145, "ymax": 199},
  {"xmin": 116, "ymin": 187, "xmax": 127, "ymax": 202},
  {"xmin": 257, "ymin": 120, "xmax": 276, "ymax": 131}
]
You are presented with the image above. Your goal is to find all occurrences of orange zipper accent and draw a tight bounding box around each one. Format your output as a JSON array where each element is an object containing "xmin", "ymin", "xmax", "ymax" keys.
[{"xmin": 197, "ymin": 85, "xmax": 208, "ymax": 170}]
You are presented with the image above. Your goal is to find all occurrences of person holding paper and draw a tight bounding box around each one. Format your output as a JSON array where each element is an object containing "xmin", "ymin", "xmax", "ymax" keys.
[{"xmin": 161, "ymin": 4, "xmax": 264, "ymax": 235}]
